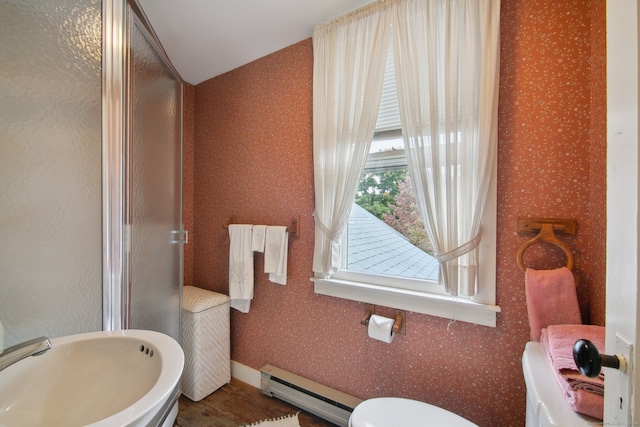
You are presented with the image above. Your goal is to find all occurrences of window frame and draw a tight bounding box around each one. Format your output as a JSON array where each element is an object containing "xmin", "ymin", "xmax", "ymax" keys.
[{"xmin": 312, "ymin": 147, "xmax": 500, "ymax": 327}]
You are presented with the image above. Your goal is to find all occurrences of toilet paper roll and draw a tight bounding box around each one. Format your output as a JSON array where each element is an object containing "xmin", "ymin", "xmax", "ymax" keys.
[{"xmin": 368, "ymin": 314, "xmax": 394, "ymax": 343}]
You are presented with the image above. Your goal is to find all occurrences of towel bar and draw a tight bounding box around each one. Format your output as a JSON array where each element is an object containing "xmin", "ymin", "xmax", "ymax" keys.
[
  {"xmin": 516, "ymin": 218, "xmax": 576, "ymax": 272},
  {"xmin": 223, "ymin": 215, "xmax": 300, "ymax": 237},
  {"xmin": 517, "ymin": 218, "xmax": 577, "ymax": 235}
]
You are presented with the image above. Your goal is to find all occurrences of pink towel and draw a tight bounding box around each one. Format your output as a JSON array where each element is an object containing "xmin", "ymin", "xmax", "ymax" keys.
[
  {"xmin": 540, "ymin": 325, "xmax": 605, "ymax": 420},
  {"xmin": 546, "ymin": 324, "xmax": 605, "ymax": 374},
  {"xmin": 558, "ymin": 381, "xmax": 604, "ymax": 420},
  {"xmin": 525, "ymin": 267, "xmax": 582, "ymax": 341}
]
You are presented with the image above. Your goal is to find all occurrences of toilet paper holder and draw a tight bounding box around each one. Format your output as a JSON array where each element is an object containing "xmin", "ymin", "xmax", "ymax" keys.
[{"xmin": 361, "ymin": 304, "xmax": 406, "ymax": 335}]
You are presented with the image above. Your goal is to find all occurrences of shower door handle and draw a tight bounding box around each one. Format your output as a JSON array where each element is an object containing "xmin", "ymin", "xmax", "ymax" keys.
[{"xmin": 170, "ymin": 230, "xmax": 188, "ymax": 244}]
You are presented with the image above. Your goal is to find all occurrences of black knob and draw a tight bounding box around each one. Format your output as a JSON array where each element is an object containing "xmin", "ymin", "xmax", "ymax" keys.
[{"xmin": 573, "ymin": 339, "xmax": 620, "ymax": 378}]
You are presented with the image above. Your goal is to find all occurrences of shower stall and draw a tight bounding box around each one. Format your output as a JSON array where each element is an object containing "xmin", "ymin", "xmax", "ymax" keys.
[{"xmin": 0, "ymin": 0, "xmax": 184, "ymax": 347}]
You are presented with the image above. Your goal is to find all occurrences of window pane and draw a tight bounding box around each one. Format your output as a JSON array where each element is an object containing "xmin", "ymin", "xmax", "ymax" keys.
[
  {"xmin": 346, "ymin": 162, "xmax": 438, "ymax": 283},
  {"xmin": 370, "ymin": 135, "xmax": 404, "ymax": 154},
  {"xmin": 375, "ymin": 34, "xmax": 401, "ymax": 132},
  {"xmin": 341, "ymin": 36, "xmax": 439, "ymax": 287}
]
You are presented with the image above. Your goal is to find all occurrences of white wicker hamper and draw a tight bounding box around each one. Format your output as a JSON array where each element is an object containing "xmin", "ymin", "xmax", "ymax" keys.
[{"xmin": 181, "ymin": 286, "xmax": 231, "ymax": 401}]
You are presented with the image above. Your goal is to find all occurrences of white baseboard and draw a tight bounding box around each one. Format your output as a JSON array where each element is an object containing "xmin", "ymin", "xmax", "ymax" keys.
[{"xmin": 231, "ymin": 360, "xmax": 261, "ymax": 388}]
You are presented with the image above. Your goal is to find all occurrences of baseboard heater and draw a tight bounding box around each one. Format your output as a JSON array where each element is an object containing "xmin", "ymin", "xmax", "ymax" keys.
[{"xmin": 260, "ymin": 364, "xmax": 362, "ymax": 427}]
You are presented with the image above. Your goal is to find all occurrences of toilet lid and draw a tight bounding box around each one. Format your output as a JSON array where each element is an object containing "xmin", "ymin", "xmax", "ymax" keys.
[{"xmin": 349, "ymin": 397, "xmax": 477, "ymax": 427}]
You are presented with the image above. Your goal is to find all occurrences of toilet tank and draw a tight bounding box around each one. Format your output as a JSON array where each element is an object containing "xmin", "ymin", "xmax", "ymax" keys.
[{"xmin": 522, "ymin": 342, "xmax": 598, "ymax": 427}]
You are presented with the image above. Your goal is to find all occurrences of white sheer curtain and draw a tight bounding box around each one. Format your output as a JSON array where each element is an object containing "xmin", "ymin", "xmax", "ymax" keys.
[
  {"xmin": 392, "ymin": 0, "xmax": 500, "ymax": 296},
  {"xmin": 312, "ymin": 4, "xmax": 391, "ymax": 276}
]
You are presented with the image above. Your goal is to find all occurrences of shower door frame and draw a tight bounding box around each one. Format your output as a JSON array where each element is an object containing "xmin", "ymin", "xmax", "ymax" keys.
[{"xmin": 102, "ymin": 0, "xmax": 185, "ymax": 332}]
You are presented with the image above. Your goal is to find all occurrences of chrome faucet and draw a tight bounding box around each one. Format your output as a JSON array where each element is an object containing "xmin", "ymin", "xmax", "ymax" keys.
[{"xmin": 0, "ymin": 336, "xmax": 52, "ymax": 372}]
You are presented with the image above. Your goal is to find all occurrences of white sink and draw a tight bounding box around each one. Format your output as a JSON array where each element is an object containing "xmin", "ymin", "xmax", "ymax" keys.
[{"xmin": 0, "ymin": 329, "xmax": 184, "ymax": 427}]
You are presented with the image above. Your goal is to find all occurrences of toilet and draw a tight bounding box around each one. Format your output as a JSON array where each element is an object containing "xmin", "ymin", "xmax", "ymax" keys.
[
  {"xmin": 349, "ymin": 397, "xmax": 478, "ymax": 427},
  {"xmin": 522, "ymin": 341, "xmax": 597, "ymax": 426}
]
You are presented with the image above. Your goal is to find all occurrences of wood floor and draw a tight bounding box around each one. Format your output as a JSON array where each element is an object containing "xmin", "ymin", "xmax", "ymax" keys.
[{"xmin": 174, "ymin": 377, "xmax": 338, "ymax": 427}]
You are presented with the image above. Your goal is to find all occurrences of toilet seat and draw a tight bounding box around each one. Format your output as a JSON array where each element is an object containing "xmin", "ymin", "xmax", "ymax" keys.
[{"xmin": 349, "ymin": 397, "xmax": 477, "ymax": 427}]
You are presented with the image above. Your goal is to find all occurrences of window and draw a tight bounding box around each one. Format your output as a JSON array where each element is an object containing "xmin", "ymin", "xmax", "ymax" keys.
[
  {"xmin": 338, "ymin": 142, "xmax": 443, "ymax": 293},
  {"xmin": 315, "ymin": 145, "xmax": 499, "ymax": 326},
  {"xmin": 337, "ymin": 43, "xmax": 440, "ymax": 292},
  {"xmin": 311, "ymin": 0, "xmax": 501, "ymax": 327}
]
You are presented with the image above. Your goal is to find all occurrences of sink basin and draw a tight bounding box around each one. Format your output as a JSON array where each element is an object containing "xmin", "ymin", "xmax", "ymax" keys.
[{"xmin": 0, "ymin": 329, "xmax": 184, "ymax": 426}]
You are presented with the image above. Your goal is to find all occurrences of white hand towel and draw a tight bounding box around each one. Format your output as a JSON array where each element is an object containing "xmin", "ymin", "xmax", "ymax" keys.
[
  {"xmin": 264, "ymin": 226, "xmax": 288, "ymax": 285},
  {"xmin": 228, "ymin": 224, "xmax": 254, "ymax": 312},
  {"xmin": 252, "ymin": 225, "xmax": 267, "ymax": 252}
]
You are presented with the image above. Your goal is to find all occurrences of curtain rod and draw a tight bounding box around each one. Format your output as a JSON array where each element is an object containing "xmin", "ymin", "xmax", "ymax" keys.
[{"xmin": 314, "ymin": 0, "xmax": 402, "ymax": 34}]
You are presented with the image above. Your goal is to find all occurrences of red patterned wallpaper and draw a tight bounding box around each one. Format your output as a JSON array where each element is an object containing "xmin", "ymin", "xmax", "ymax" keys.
[
  {"xmin": 187, "ymin": 1, "xmax": 606, "ymax": 425},
  {"xmin": 183, "ymin": 84, "xmax": 194, "ymax": 285},
  {"xmin": 588, "ymin": 0, "xmax": 607, "ymax": 326}
]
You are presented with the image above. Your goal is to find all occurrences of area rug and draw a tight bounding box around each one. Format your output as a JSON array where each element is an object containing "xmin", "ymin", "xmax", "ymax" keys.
[{"xmin": 242, "ymin": 412, "xmax": 300, "ymax": 427}]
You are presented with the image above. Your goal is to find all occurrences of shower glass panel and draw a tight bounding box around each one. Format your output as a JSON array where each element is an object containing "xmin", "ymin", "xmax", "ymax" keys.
[
  {"xmin": 127, "ymin": 12, "xmax": 183, "ymax": 342},
  {"xmin": 0, "ymin": 0, "xmax": 103, "ymax": 347}
]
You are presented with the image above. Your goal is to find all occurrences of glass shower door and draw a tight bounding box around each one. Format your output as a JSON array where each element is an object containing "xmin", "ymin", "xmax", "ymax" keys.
[
  {"xmin": 127, "ymin": 12, "xmax": 183, "ymax": 342},
  {"xmin": 0, "ymin": 0, "xmax": 103, "ymax": 347}
]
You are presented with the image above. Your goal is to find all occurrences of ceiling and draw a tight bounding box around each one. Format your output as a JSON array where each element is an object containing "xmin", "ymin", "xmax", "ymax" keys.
[{"xmin": 137, "ymin": 0, "xmax": 375, "ymax": 85}]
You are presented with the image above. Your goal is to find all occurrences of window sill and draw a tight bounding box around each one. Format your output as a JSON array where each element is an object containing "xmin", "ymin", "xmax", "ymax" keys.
[{"xmin": 312, "ymin": 277, "xmax": 500, "ymax": 327}]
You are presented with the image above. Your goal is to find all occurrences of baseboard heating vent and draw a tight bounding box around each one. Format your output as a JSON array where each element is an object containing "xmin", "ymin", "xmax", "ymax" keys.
[{"xmin": 260, "ymin": 364, "xmax": 362, "ymax": 427}]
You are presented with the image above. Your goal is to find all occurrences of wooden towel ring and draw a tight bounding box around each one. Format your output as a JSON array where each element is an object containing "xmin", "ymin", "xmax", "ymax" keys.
[{"xmin": 516, "ymin": 223, "xmax": 574, "ymax": 272}]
